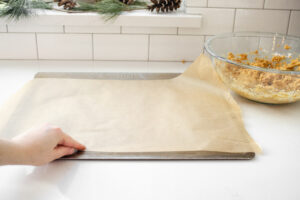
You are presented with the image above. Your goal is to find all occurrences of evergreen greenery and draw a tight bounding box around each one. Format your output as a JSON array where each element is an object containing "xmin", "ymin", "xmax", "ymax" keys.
[
  {"xmin": 0, "ymin": 0, "xmax": 52, "ymax": 20},
  {"xmin": 0, "ymin": 0, "xmax": 178, "ymax": 21},
  {"xmin": 74, "ymin": 0, "xmax": 147, "ymax": 20}
]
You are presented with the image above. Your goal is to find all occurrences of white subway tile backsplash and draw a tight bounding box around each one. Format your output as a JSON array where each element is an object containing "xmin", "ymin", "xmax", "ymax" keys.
[
  {"xmin": 185, "ymin": 0, "xmax": 207, "ymax": 7},
  {"xmin": 7, "ymin": 25, "xmax": 63, "ymax": 33},
  {"xmin": 65, "ymin": 25, "xmax": 120, "ymax": 33},
  {"xmin": 0, "ymin": 3, "xmax": 297, "ymax": 62},
  {"xmin": 179, "ymin": 8, "xmax": 234, "ymax": 35},
  {"xmin": 208, "ymin": 0, "xmax": 264, "ymax": 8},
  {"xmin": 234, "ymin": 9, "xmax": 290, "ymax": 34},
  {"xmin": 121, "ymin": 27, "xmax": 177, "ymax": 34},
  {"xmin": 0, "ymin": 33, "xmax": 37, "ymax": 59},
  {"xmin": 37, "ymin": 34, "xmax": 92, "ymax": 60},
  {"xmin": 149, "ymin": 35, "xmax": 204, "ymax": 61},
  {"xmin": 288, "ymin": 11, "xmax": 300, "ymax": 37},
  {"xmin": 0, "ymin": 25, "xmax": 7, "ymax": 32},
  {"xmin": 264, "ymin": 0, "xmax": 300, "ymax": 10},
  {"xmin": 93, "ymin": 34, "xmax": 148, "ymax": 60}
]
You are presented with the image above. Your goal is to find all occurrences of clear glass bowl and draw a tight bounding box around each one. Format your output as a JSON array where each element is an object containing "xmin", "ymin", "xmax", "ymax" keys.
[{"xmin": 204, "ymin": 32, "xmax": 300, "ymax": 104}]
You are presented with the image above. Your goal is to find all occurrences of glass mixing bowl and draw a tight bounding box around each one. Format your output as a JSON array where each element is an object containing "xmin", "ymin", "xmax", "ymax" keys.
[{"xmin": 205, "ymin": 32, "xmax": 300, "ymax": 104}]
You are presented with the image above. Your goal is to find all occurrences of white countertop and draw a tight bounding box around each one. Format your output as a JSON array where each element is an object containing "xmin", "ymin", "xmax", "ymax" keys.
[{"xmin": 0, "ymin": 60, "xmax": 299, "ymax": 200}]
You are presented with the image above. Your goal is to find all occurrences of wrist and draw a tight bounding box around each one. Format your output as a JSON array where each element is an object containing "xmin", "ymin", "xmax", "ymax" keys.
[
  {"xmin": 10, "ymin": 141, "xmax": 30, "ymax": 165},
  {"xmin": 0, "ymin": 139, "xmax": 29, "ymax": 165}
]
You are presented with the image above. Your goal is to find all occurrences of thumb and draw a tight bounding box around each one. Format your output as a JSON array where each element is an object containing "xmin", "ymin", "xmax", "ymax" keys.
[
  {"xmin": 58, "ymin": 132, "xmax": 86, "ymax": 151},
  {"xmin": 53, "ymin": 146, "xmax": 75, "ymax": 160}
]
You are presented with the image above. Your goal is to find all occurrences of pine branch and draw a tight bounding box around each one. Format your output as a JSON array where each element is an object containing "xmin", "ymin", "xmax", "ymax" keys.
[
  {"xmin": 0, "ymin": 0, "xmax": 52, "ymax": 20},
  {"xmin": 31, "ymin": 0, "xmax": 52, "ymax": 9},
  {"xmin": 74, "ymin": 0, "xmax": 147, "ymax": 20}
]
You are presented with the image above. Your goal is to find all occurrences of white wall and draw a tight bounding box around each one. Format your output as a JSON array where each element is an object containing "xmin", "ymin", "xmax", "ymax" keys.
[{"xmin": 0, "ymin": 0, "xmax": 299, "ymax": 61}]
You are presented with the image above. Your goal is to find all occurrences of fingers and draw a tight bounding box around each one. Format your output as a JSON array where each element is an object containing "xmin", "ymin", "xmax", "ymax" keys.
[
  {"xmin": 58, "ymin": 132, "xmax": 86, "ymax": 151},
  {"xmin": 44, "ymin": 125, "xmax": 86, "ymax": 151},
  {"xmin": 53, "ymin": 146, "xmax": 76, "ymax": 160}
]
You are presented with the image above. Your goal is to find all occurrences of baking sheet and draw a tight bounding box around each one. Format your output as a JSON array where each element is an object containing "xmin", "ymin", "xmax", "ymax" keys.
[
  {"xmin": 0, "ymin": 55, "xmax": 261, "ymax": 160},
  {"xmin": 35, "ymin": 72, "xmax": 180, "ymax": 80},
  {"xmin": 62, "ymin": 150, "xmax": 255, "ymax": 160}
]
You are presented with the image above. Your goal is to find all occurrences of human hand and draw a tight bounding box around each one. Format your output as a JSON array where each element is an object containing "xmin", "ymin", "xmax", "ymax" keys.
[{"xmin": 12, "ymin": 124, "xmax": 85, "ymax": 166}]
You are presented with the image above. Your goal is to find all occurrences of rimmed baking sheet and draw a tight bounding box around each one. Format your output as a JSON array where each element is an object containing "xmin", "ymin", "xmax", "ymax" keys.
[{"xmin": 35, "ymin": 71, "xmax": 256, "ymax": 160}]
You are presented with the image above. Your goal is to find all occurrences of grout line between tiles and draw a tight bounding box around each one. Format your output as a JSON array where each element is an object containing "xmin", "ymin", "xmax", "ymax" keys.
[
  {"xmin": 0, "ymin": 31, "xmax": 194, "ymax": 35},
  {"xmin": 147, "ymin": 35, "xmax": 150, "ymax": 61},
  {"xmin": 121, "ymin": 32, "xmax": 177, "ymax": 35},
  {"xmin": 0, "ymin": 58, "xmax": 191, "ymax": 63},
  {"xmin": 5, "ymin": 31, "xmax": 66, "ymax": 34},
  {"xmin": 63, "ymin": 25, "xmax": 66, "ymax": 33},
  {"xmin": 232, "ymin": 8, "xmax": 237, "ymax": 32},
  {"xmin": 178, "ymin": 33, "xmax": 207, "ymax": 36},
  {"xmin": 91, "ymin": 34, "xmax": 95, "ymax": 60},
  {"xmin": 286, "ymin": 10, "xmax": 292, "ymax": 35},
  {"xmin": 5, "ymin": 24, "xmax": 8, "ymax": 32},
  {"xmin": 262, "ymin": 0, "xmax": 265, "ymax": 9},
  {"xmin": 187, "ymin": 6, "xmax": 300, "ymax": 11},
  {"xmin": 64, "ymin": 32, "xmax": 120, "ymax": 34},
  {"xmin": 35, "ymin": 33, "xmax": 40, "ymax": 60}
]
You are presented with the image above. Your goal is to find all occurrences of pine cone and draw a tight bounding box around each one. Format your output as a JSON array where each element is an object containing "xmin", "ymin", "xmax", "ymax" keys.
[
  {"xmin": 148, "ymin": 0, "xmax": 181, "ymax": 13},
  {"xmin": 56, "ymin": 0, "xmax": 77, "ymax": 10},
  {"xmin": 119, "ymin": 0, "xmax": 134, "ymax": 5}
]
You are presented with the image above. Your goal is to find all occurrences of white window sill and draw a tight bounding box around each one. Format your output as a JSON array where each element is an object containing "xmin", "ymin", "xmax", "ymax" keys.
[{"xmin": 0, "ymin": 9, "xmax": 202, "ymax": 28}]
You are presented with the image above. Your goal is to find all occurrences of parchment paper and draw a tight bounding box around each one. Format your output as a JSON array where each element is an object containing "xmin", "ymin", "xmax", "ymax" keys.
[{"xmin": 0, "ymin": 55, "xmax": 261, "ymax": 153}]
